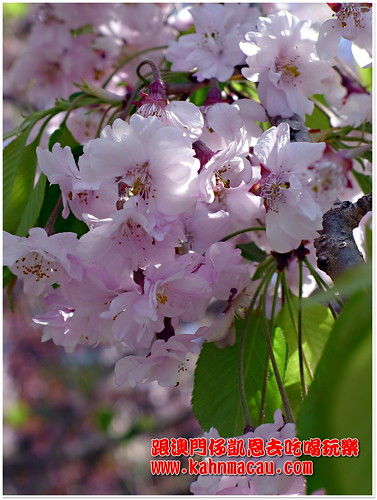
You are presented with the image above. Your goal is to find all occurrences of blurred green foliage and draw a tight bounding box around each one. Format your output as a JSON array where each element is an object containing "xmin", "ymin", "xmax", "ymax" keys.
[
  {"xmin": 357, "ymin": 66, "xmax": 372, "ymax": 92},
  {"xmin": 3, "ymin": 3, "xmax": 28, "ymax": 18}
]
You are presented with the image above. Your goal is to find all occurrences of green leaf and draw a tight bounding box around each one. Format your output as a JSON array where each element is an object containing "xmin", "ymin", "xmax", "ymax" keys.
[
  {"xmin": 3, "ymin": 135, "xmax": 39, "ymax": 235},
  {"xmin": 3, "ymin": 266, "xmax": 16, "ymax": 288},
  {"xmin": 364, "ymin": 224, "xmax": 372, "ymax": 261},
  {"xmin": 252, "ymin": 257, "xmax": 274, "ymax": 281},
  {"xmin": 3, "ymin": 132, "xmax": 29, "ymax": 207},
  {"xmin": 354, "ymin": 121, "xmax": 372, "ymax": 134},
  {"xmin": 298, "ymin": 286, "xmax": 372, "ymax": 495},
  {"xmin": 305, "ymin": 261, "xmax": 371, "ymax": 305},
  {"xmin": 360, "ymin": 149, "xmax": 372, "ymax": 163},
  {"xmin": 16, "ymin": 174, "xmax": 47, "ymax": 236},
  {"xmin": 249, "ymin": 326, "xmax": 288, "ymax": 425},
  {"xmin": 95, "ymin": 406, "xmax": 114, "ymax": 433},
  {"xmin": 306, "ymin": 94, "xmax": 330, "ymax": 131},
  {"xmin": 356, "ymin": 66, "xmax": 372, "ymax": 92},
  {"xmin": 237, "ymin": 242, "xmax": 267, "ymax": 263},
  {"xmin": 70, "ymin": 23, "xmax": 94, "ymax": 36},
  {"xmin": 228, "ymin": 81, "xmax": 258, "ymax": 100},
  {"xmin": 352, "ymin": 170, "xmax": 372, "ymax": 194},
  {"xmin": 192, "ymin": 316, "xmax": 284, "ymax": 437},
  {"xmin": 48, "ymin": 121, "xmax": 83, "ymax": 160},
  {"xmin": 190, "ymin": 86, "xmax": 209, "ymax": 106},
  {"xmin": 276, "ymin": 298, "xmax": 334, "ymax": 388}
]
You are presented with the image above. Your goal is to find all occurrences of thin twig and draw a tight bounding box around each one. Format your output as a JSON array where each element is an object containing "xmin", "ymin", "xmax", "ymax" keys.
[
  {"xmin": 261, "ymin": 269, "xmax": 295, "ymax": 423},
  {"xmin": 44, "ymin": 195, "xmax": 63, "ymax": 236},
  {"xmin": 238, "ymin": 259, "xmax": 276, "ymax": 429},
  {"xmin": 221, "ymin": 227, "xmax": 266, "ymax": 242},
  {"xmin": 298, "ymin": 261, "xmax": 307, "ymax": 397}
]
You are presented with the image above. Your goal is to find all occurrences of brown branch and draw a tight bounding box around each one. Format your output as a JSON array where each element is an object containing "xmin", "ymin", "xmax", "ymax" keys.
[
  {"xmin": 270, "ymin": 113, "xmax": 312, "ymax": 142},
  {"xmin": 44, "ymin": 195, "xmax": 63, "ymax": 236},
  {"xmin": 314, "ymin": 193, "xmax": 372, "ymax": 282}
]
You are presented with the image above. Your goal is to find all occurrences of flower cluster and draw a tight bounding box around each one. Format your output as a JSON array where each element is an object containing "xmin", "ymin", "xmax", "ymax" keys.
[
  {"xmin": 5, "ymin": 99, "xmax": 355, "ymax": 388},
  {"xmin": 9, "ymin": 3, "xmax": 175, "ymax": 107},
  {"xmin": 190, "ymin": 410, "xmax": 306, "ymax": 495},
  {"xmin": 4, "ymin": 4, "xmax": 372, "ymax": 495},
  {"xmin": 5, "ymin": 0, "xmax": 370, "ymax": 390}
]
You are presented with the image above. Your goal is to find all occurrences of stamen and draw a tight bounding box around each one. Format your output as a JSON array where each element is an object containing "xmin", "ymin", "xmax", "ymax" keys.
[
  {"xmin": 260, "ymin": 172, "xmax": 290, "ymax": 212},
  {"xmin": 275, "ymin": 56, "xmax": 302, "ymax": 85}
]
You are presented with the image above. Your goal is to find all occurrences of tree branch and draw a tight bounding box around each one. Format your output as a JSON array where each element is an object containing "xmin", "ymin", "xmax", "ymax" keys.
[
  {"xmin": 270, "ymin": 113, "xmax": 312, "ymax": 142},
  {"xmin": 314, "ymin": 193, "xmax": 372, "ymax": 281}
]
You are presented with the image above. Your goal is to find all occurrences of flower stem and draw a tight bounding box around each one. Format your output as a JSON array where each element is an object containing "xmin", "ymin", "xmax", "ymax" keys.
[
  {"xmin": 281, "ymin": 271, "xmax": 313, "ymax": 385},
  {"xmin": 298, "ymin": 260, "xmax": 307, "ymax": 397},
  {"xmin": 261, "ymin": 268, "xmax": 295, "ymax": 423},
  {"xmin": 238, "ymin": 259, "xmax": 276, "ymax": 429},
  {"xmin": 259, "ymin": 271, "xmax": 282, "ymax": 424},
  {"xmin": 304, "ymin": 256, "xmax": 343, "ymax": 314},
  {"xmin": 221, "ymin": 226, "xmax": 266, "ymax": 242},
  {"xmin": 62, "ymin": 93, "xmax": 87, "ymax": 125},
  {"xmin": 102, "ymin": 46, "xmax": 167, "ymax": 88},
  {"xmin": 258, "ymin": 351, "xmax": 269, "ymax": 425},
  {"xmin": 94, "ymin": 103, "xmax": 119, "ymax": 138},
  {"xmin": 269, "ymin": 271, "xmax": 281, "ymax": 332},
  {"xmin": 44, "ymin": 195, "xmax": 63, "ymax": 236},
  {"xmin": 137, "ymin": 59, "xmax": 162, "ymax": 84}
]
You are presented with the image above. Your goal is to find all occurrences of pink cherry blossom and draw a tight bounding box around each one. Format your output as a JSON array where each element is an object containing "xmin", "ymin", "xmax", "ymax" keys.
[
  {"xmin": 103, "ymin": 252, "xmax": 212, "ymax": 350},
  {"xmin": 184, "ymin": 204, "xmax": 234, "ymax": 254},
  {"xmin": 77, "ymin": 199, "xmax": 181, "ymax": 274},
  {"xmin": 3, "ymin": 228, "xmax": 83, "ymax": 296},
  {"xmin": 115, "ymin": 334, "xmax": 202, "ymax": 387},
  {"xmin": 135, "ymin": 79, "xmax": 204, "ymax": 139},
  {"xmin": 316, "ymin": 3, "xmax": 372, "ymax": 68},
  {"xmin": 200, "ymin": 98, "xmax": 266, "ymax": 151},
  {"xmin": 190, "ymin": 410, "xmax": 306, "ymax": 495},
  {"xmin": 300, "ymin": 144, "xmax": 354, "ymax": 211},
  {"xmin": 37, "ymin": 143, "xmax": 116, "ymax": 221},
  {"xmin": 94, "ymin": 4, "xmax": 174, "ymax": 60},
  {"xmin": 241, "ymin": 10, "xmax": 332, "ymax": 118},
  {"xmin": 197, "ymin": 127, "xmax": 259, "ymax": 204},
  {"xmin": 253, "ymin": 123, "xmax": 325, "ymax": 253},
  {"xmin": 33, "ymin": 265, "xmax": 124, "ymax": 352},
  {"xmin": 10, "ymin": 34, "xmax": 104, "ymax": 108},
  {"xmin": 167, "ymin": 4, "xmax": 260, "ymax": 82},
  {"xmin": 78, "ymin": 115, "xmax": 200, "ymax": 217}
]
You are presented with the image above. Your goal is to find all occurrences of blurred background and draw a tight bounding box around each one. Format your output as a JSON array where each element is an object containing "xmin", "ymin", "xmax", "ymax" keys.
[
  {"xmin": 3, "ymin": 290, "xmax": 202, "ymax": 495},
  {"xmin": 3, "ymin": 4, "xmax": 202, "ymax": 494}
]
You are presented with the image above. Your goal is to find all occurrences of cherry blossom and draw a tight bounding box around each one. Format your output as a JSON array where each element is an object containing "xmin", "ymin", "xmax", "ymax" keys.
[
  {"xmin": 115, "ymin": 334, "xmax": 202, "ymax": 387},
  {"xmin": 300, "ymin": 144, "xmax": 354, "ymax": 211},
  {"xmin": 4, "ymin": 228, "xmax": 83, "ymax": 296},
  {"xmin": 241, "ymin": 10, "xmax": 332, "ymax": 118},
  {"xmin": 200, "ymin": 98, "xmax": 266, "ymax": 151},
  {"xmin": 78, "ymin": 115, "xmax": 200, "ymax": 217},
  {"xmin": 167, "ymin": 4, "xmax": 260, "ymax": 82},
  {"xmin": 10, "ymin": 33, "xmax": 104, "ymax": 107},
  {"xmin": 77, "ymin": 200, "xmax": 182, "ymax": 274},
  {"xmin": 316, "ymin": 3, "xmax": 373, "ymax": 68},
  {"xmin": 252, "ymin": 122, "xmax": 325, "ymax": 253},
  {"xmin": 190, "ymin": 410, "xmax": 306, "ymax": 495},
  {"xmin": 3, "ymin": 6, "xmax": 371, "ymax": 495},
  {"xmin": 37, "ymin": 143, "xmax": 116, "ymax": 221},
  {"xmin": 135, "ymin": 78, "xmax": 204, "ymax": 139}
]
